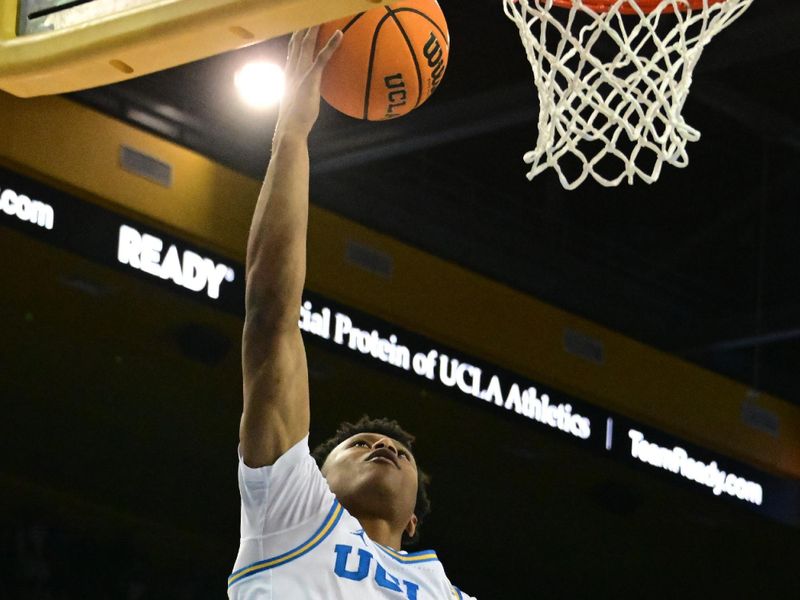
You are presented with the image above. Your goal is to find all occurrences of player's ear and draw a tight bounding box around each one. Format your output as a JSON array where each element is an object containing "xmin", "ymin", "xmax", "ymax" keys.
[{"xmin": 404, "ymin": 514, "xmax": 418, "ymax": 539}]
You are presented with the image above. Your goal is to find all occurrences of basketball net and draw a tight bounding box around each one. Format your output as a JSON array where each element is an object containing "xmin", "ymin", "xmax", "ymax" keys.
[{"xmin": 503, "ymin": 0, "xmax": 753, "ymax": 189}]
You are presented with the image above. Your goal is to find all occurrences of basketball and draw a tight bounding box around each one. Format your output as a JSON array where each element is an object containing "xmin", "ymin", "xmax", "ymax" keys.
[{"xmin": 315, "ymin": 0, "xmax": 449, "ymax": 121}]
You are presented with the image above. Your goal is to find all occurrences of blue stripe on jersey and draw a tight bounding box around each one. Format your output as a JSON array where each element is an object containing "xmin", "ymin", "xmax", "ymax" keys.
[
  {"xmin": 227, "ymin": 499, "xmax": 344, "ymax": 588},
  {"xmin": 453, "ymin": 585, "xmax": 464, "ymax": 599},
  {"xmin": 375, "ymin": 543, "xmax": 439, "ymax": 564}
]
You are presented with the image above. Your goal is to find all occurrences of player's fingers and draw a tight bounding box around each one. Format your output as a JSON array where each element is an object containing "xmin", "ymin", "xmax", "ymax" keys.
[
  {"xmin": 286, "ymin": 30, "xmax": 304, "ymax": 76},
  {"xmin": 298, "ymin": 26, "xmax": 320, "ymax": 70},
  {"xmin": 311, "ymin": 30, "xmax": 343, "ymax": 73}
]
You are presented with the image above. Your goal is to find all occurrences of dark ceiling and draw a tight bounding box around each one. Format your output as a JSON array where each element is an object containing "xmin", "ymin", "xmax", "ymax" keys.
[
  {"xmin": 71, "ymin": 0, "xmax": 800, "ymax": 406},
  {"xmin": 3, "ymin": 0, "xmax": 799, "ymax": 598}
]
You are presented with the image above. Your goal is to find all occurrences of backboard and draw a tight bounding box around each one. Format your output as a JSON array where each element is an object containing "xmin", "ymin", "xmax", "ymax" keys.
[{"xmin": 0, "ymin": 0, "xmax": 388, "ymax": 97}]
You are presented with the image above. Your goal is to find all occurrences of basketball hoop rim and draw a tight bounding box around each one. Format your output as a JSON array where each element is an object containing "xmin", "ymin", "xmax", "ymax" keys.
[{"xmin": 550, "ymin": 0, "xmax": 728, "ymax": 14}]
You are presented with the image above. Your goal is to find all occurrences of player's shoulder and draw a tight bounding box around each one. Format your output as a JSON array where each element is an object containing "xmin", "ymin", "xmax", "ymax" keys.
[{"xmin": 452, "ymin": 587, "xmax": 478, "ymax": 600}]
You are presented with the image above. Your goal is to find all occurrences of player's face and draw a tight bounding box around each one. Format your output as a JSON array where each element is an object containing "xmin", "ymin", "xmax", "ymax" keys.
[{"xmin": 321, "ymin": 433, "xmax": 419, "ymax": 530}]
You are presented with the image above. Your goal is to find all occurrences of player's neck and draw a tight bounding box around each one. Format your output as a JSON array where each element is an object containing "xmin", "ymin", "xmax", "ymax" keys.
[{"xmin": 359, "ymin": 517, "xmax": 404, "ymax": 550}]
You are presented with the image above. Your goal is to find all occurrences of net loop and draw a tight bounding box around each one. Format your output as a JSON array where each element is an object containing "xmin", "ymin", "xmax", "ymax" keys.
[{"xmin": 503, "ymin": 0, "xmax": 753, "ymax": 188}]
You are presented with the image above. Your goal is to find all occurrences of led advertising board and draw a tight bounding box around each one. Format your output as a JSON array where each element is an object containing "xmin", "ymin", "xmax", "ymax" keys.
[
  {"xmin": 1, "ymin": 165, "xmax": 797, "ymax": 525},
  {"xmin": 0, "ymin": 166, "xmax": 242, "ymax": 313}
]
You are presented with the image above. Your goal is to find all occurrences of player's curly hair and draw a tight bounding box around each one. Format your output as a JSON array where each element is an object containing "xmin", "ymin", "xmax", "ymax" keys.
[{"xmin": 311, "ymin": 415, "xmax": 431, "ymax": 548}]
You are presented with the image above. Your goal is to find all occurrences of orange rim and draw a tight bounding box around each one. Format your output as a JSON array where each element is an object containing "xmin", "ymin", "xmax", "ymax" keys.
[{"xmin": 550, "ymin": 0, "xmax": 727, "ymax": 14}]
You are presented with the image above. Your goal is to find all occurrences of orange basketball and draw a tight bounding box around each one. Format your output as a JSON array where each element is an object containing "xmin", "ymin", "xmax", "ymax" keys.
[{"xmin": 316, "ymin": 1, "xmax": 450, "ymax": 121}]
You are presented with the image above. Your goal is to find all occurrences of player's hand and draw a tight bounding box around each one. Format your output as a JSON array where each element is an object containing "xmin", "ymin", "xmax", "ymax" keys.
[{"xmin": 275, "ymin": 26, "xmax": 343, "ymax": 138}]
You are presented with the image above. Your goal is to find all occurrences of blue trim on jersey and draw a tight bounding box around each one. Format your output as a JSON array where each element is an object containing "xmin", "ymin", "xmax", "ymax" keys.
[
  {"xmin": 227, "ymin": 499, "xmax": 344, "ymax": 588},
  {"xmin": 453, "ymin": 585, "xmax": 464, "ymax": 599},
  {"xmin": 375, "ymin": 542, "xmax": 439, "ymax": 564}
]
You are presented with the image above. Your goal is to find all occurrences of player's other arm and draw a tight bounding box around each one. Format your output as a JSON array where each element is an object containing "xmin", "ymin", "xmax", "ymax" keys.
[{"xmin": 239, "ymin": 28, "xmax": 342, "ymax": 468}]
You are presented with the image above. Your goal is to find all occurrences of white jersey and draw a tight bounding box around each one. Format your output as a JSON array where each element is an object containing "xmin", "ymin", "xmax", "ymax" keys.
[{"xmin": 228, "ymin": 436, "xmax": 476, "ymax": 600}]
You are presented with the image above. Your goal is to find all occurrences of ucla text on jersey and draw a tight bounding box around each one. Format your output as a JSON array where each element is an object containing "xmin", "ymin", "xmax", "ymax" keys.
[{"xmin": 229, "ymin": 437, "xmax": 476, "ymax": 599}]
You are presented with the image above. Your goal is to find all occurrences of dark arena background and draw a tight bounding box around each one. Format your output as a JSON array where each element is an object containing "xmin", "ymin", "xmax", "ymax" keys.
[{"xmin": 1, "ymin": 0, "xmax": 798, "ymax": 598}]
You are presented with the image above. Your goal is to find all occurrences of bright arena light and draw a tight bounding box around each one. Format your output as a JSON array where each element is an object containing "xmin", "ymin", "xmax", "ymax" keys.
[{"xmin": 234, "ymin": 61, "xmax": 285, "ymax": 109}]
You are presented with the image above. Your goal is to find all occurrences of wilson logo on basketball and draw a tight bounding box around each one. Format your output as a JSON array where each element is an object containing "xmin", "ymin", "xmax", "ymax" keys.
[{"xmin": 423, "ymin": 33, "xmax": 446, "ymax": 94}]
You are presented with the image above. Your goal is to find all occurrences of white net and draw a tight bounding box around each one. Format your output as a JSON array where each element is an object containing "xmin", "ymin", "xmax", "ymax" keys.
[{"xmin": 503, "ymin": 0, "xmax": 753, "ymax": 189}]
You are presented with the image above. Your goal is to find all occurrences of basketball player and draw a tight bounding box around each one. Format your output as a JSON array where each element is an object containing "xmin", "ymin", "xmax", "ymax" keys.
[{"xmin": 227, "ymin": 26, "xmax": 476, "ymax": 600}]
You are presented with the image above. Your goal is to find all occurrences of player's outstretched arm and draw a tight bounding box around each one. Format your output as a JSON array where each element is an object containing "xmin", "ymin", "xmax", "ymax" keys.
[{"xmin": 239, "ymin": 27, "xmax": 342, "ymax": 468}]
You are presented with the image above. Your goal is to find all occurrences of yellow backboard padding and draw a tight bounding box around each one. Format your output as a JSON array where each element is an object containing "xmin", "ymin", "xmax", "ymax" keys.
[
  {"xmin": 0, "ymin": 0, "xmax": 388, "ymax": 98},
  {"xmin": 0, "ymin": 2, "xmax": 16, "ymax": 42}
]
